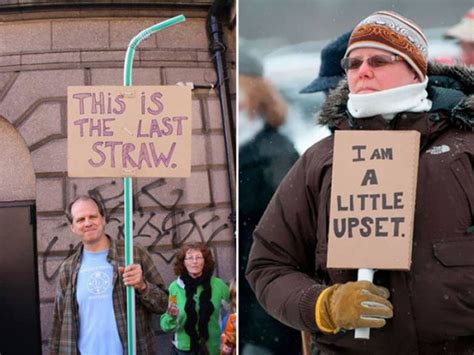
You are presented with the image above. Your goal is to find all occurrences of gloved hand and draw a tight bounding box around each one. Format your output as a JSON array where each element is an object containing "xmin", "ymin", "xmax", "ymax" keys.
[{"xmin": 315, "ymin": 281, "xmax": 393, "ymax": 333}]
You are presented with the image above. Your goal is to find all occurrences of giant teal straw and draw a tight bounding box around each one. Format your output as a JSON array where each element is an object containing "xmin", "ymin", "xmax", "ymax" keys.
[{"xmin": 123, "ymin": 14, "xmax": 185, "ymax": 355}]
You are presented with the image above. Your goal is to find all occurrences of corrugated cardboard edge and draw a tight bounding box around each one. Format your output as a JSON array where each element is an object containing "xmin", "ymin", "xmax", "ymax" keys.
[{"xmin": 404, "ymin": 131, "xmax": 421, "ymax": 270}]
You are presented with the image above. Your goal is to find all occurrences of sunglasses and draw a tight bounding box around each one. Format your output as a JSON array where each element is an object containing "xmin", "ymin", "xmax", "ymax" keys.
[{"xmin": 341, "ymin": 54, "xmax": 403, "ymax": 71}]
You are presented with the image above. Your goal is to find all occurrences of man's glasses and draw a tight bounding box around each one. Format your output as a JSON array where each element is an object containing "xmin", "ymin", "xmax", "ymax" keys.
[
  {"xmin": 185, "ymin": 256, "xmax": 204, "ymax": 262},
  {"xmin": 341, "ymin": 54, "xmax": 403, "ymax": 72}
]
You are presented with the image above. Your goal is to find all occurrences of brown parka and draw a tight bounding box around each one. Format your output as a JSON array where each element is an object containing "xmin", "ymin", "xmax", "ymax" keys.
[{"xmin": 246, "ymin": 63, "xmax": 474, "ymax": 355}]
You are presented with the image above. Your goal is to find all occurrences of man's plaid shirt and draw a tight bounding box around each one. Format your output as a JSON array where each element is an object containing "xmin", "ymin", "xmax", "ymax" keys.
[{"xmin": 49, "ymin": 237, "xmax": 168, "ymax": 355}]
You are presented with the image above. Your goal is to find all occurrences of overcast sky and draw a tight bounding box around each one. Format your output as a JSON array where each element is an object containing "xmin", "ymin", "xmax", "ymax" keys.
[{"xmin": 239, "ymin": 0, "xmax": 472, "ymax": 43}]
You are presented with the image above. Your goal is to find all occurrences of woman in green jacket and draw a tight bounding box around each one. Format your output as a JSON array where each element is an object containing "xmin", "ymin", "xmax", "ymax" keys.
[{"xmin": 160, "ymin": 243, "xmax": 230, "ymax": 355}]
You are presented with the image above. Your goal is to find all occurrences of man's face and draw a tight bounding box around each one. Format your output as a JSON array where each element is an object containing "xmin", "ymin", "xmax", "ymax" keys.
[
  {"xmin": 70, "ymin": 199, "xmax": 107, "ymax": 248},
  {"xmin": 347, "ymin": 48, "xmax": 420, "ymax": 94}
]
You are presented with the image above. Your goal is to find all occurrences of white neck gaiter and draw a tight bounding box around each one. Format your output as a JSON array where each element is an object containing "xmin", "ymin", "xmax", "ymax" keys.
[{"xmin": 347, "ymin": 77, "xmax": 432, "ymax": 120}]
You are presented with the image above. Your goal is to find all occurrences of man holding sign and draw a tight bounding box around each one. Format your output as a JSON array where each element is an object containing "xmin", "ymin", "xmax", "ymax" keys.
[
  {"xmin": 49, "ymin": 196, "xmax": 168, "ymax": 355},
  {"xmin": 246, "ymin": 10, "xmax": 473, "ymax": 354}
]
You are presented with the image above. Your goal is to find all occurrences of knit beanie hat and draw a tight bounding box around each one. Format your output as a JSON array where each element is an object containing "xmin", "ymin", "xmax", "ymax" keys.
[{"xmin": 345, "ymin": 10, "xmax": 428, "ymax": 80}]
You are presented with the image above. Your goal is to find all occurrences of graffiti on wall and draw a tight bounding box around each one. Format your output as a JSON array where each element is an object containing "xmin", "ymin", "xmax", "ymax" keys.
[{"xmin": 43, "ymin": 178, "xmax": 231, "ymax": 283}]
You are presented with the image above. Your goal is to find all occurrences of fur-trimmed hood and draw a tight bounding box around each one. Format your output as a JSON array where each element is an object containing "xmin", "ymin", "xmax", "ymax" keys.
[{"xmin": 317, "ymin": 62, "xmax": 474, "ymax": 130}]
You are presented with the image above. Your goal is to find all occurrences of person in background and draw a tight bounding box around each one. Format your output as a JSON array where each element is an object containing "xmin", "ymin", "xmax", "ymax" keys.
[
  {"xmin": 220, "ymin": 279, "xmax": 236, "ymax": 355},
  {"xmin": 300, "ymin": 31, "xmax": 351, "ymax": 96},
  {"xmin": 247, "ymin": 10, "xmax": 473, "ymax": 354},
  {"xmin": 160, "ymin": 243, "xmax": 230, "ymax": 355},
  {"xmin": 49, "ymin": 195, "xmax": 168, "ymax": 355},
  {"xmin": 444, "ymin": 7, "xmax": 474, "ymax": 67},
  {"xmin": 239, "ymin": 45, "xmax": 301, "ymax": 355},
  {"xmin": 238, "ymin": 47, "xmax": 288, "ymax": 145}
]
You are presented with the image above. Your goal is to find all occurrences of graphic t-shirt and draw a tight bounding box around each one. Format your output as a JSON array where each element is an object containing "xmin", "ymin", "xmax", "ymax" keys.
[{"xmin": 76, "ymin": 249, "xmax": 123, "ymax": 355}]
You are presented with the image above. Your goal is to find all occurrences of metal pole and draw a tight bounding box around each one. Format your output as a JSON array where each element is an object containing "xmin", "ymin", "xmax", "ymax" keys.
[{"xmin": 208, "ymin": 14, "xmax": 236, "ymax": 228}]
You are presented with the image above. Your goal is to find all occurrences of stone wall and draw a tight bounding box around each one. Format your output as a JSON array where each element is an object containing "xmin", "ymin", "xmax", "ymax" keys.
[{"xmin": 0, "ymin": 2, "xmax": 235, "ymax": 353}]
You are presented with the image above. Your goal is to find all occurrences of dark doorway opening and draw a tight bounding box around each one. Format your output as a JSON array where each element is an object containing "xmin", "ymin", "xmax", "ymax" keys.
[{"xmin": 0, "ymin": 202, "xmax": 42, "ymax": 355}]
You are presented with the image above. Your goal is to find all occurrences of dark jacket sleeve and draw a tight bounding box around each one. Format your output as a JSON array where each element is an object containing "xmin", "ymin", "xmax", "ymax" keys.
[
  {"xmin": 135, "ymin": 245, "xmax": 169, "ymax": 314},
  {"xmin": 245, "ymin": 143, "xmax": 330, "ymax": 332}
]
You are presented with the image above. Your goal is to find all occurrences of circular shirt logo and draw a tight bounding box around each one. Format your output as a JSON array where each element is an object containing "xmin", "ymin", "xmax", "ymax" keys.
[{"xmin": 87, "ymin": 271, "xmax": 110, "ymax": 295}]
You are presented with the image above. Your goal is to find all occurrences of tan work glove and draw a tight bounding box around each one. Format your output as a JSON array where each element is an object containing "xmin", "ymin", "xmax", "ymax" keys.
[{"xmin": 315, "ymin": 281, "xmax": 393, "ymax": 334}]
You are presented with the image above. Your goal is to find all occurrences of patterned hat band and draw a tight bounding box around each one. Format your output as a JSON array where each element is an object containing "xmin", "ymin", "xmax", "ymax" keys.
[
  {"xmin": 345, "ymin": 11, "xmax": 428, "ymax": 80},
  {"xmin": 347, "ymin": 24, "xmax": 427, "ymax": 79}
]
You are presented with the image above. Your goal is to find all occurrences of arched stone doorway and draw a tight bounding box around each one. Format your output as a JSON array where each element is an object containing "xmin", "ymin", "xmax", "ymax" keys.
[{"xmin": 0, "ymin": 117, "xmax": 35, "ymax": 201}]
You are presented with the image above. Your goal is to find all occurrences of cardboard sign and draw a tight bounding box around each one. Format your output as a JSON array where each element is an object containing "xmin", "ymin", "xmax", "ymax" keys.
[
  {"xmin": 67, "ymin": 86, "xmax": 192, "ymax": 177},
  {"xmin": 327, "ymin": 131, "xmax": 420, "ymax": 270}
]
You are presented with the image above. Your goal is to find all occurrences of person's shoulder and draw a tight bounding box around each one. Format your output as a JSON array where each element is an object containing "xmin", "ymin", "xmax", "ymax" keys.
[
  {"xmin": 240, "ymin": 126, "xmax": 299, "ymax": 164},
  {"xmin": 259, "ymin": 126, "xmax": 297, "ymax": 149},
  {"xmin": 298, "ymin": 134, "xmax": 334, "ymax": 168},
  {"xmin": 265, "ymin": 133, "xmax": 333, "ymax": 190},
  {"xmin": 62, "ymin": 246, "xmax": 82, "ymax": 268},
  {"xmin": 111, "ymin": 238, "xmax": 153, "ymax": 263},
  {"xmin": 57, "ymin": 247, "xmax": 82, "ymax": 279},
  {"xmin": 304, "ymin": 134, "xmax": 334, "ymax": 154},
  {"xmin": 428, "ymin": 62, "xmax": 473, "ymax": 121},
  {"xmin": 428, "ymin": 62, "xmax": 472, "ymax": 93},
  {"xmin": 112, "ymin": 237, "xmax": 125, "ymax": 246},
  {"xmin": 168, "ymin": 278, "xmax": 181, "ymax": 289},
  {"xmin": 439, "ymin": 126, "xmax": 474, "ymax": 151},
  {"xmin": 210, "ymin": 277, "xmax": 230, "ymax": 299},
  {"xmin": 211, "ymin": 276, "xmax": 229, "ymax": 288},
  {"xmin": 127, "ymin": 239, "xmax": 151, "ymax": 257},
  {"xmin": 132, "ymin": 242, "xmax": 158, "ymax": 267},
  {"xmin": 254, "ymin": 126, "xmax": 293, "ymax": 145}
]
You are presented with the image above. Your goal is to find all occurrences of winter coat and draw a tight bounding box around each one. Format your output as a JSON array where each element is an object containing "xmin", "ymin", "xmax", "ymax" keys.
[{"xmin": 246, "ymin": 63, "xmax": 474, "ymax": 355}]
